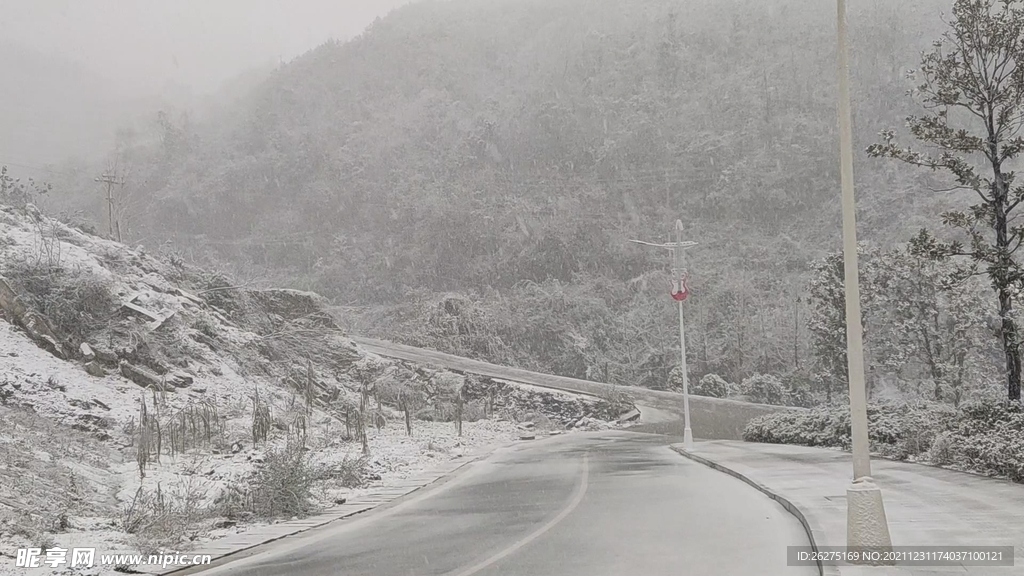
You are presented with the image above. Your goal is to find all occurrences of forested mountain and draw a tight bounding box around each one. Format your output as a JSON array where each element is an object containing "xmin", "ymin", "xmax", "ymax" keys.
[{"xmin": 49, "ymin": 0, "xmax": 990, "ymax": 395}]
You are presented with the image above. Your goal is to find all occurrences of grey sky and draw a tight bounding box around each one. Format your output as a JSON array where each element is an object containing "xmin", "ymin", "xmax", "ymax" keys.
[{"xmin": 2, "ymin": 0, "xmax": 412, "ymax": 97}]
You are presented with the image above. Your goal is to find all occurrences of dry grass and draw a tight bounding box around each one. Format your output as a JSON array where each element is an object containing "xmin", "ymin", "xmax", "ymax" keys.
[
  {"xmin": 251, "ymin": 387, "xmax": 272, "ymax": 446},
  {"xmin": 210, "ymin": 437, "xmax": 368, "ymax": 522},
  {"xmin": 165, "ymin": 400, "xmax": 223, "ymax": 457},
  {"xmin": 121, "ymin": 475, "xmax": 212, "ymax": 553},
  {"xmin": 3, "ymin": 260, "xmax": 119, "ymax": 348}
]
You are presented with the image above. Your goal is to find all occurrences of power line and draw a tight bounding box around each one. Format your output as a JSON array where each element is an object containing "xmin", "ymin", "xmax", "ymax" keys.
[{"xmin": 0, "ymin": 160, "xmax": 82, "ymax": 177}]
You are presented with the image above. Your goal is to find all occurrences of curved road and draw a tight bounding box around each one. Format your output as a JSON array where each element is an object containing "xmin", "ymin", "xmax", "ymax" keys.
[{"xmin": 191, "ymin": 431, "xmax": 816, "ymax": 576}]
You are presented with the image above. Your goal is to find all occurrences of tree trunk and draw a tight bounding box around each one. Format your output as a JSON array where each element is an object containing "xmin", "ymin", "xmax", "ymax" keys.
[
  {"xmin": 360, "ymin": 385, "xmax": 370, "ymax": 456},
  {"xmin": 403, "ymin": 397, "xmax": 412, "ymax": 436},
  {"xmin": 993, "ymin": 165, "xmax": 1022, "ymax": 402},
  {"xmin": 998, "ymin": 287, "xmax": 1022, "ymax": 401},
  {"xmin": 793, "ymin": 296, "xmax": 800, "ymax": 370},
  {"xmin": 455, "ymin": 387, "xmax": 464, "ymax": 437}
]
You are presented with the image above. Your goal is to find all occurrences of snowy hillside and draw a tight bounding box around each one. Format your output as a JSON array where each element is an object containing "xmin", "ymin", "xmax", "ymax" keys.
[{"xmin": 0, "ymin": 203, "xmax": 630, "ymax": 575}]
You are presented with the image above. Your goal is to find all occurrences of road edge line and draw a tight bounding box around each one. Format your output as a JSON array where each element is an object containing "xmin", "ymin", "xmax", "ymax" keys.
[{"xmin": 668, "ymin": 445, "xmax": 840, "ymax": 576}]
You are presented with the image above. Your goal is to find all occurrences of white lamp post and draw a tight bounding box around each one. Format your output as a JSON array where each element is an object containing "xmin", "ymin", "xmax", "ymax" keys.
[
  {"xmin": 836, "ymin": 0, "xmax": 893, "ymax": 556},
  {"xmin": 629, "ymin": 220, "xmax": 697, "ymax": 450}
]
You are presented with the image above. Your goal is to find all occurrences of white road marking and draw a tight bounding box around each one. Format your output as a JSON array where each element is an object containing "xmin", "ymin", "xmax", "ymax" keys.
[{"xmin": 447, "ymin": 453, "xmax": 591, "ymax": 576}]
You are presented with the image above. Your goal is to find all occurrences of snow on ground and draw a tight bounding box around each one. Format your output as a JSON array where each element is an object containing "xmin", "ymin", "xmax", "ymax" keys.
[{"xmin": 0, "ymin": 205, "xmax": 618, "ymax": 576}]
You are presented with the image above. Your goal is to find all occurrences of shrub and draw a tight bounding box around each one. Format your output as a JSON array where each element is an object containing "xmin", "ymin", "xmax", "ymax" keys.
[
  {"xmin": 463, "ymin": 399, "xmax": 487, "ymax": 422},
  {"xmin": 743, "ymin": 407, "xmax": 851, "ymax": 448},
  {"xmin": 222, "ymin": 444, "xmax": 319, "ymax": 520},
  {"xmin": 740, "ymin": 374, "xmax": 787, "ymax": 405},
  {"xmin": 692, "ymin": 373, "xmax": 734, "ymax": 398},
  {"xmin": 936, "ymin": 401, "xmax": 1024, "ymax": 481},
  {"xmin": 600, "ymin": 385, "xmax": 633, "ymax": 414},
  {"xmin": 3, "ymin": 262, "xmax": 118, "ymax": 347},
  {"xmin": 745, "ymin": 399, "xmax": 1024, "ymax": 480},
  {"xmin": 744, "ymin": 401, "xmax": 954, "ymax": 460},
  {"xmin": 784, "ymin": 384, "xmax": 816, "ymax": 408},
  {"xmin": 121, "ymin": 476, "xmax": 211, "ymax": 550},
  {"xmin": 318, "ymin": 455, "xmax": 372, "ymax": 489}
]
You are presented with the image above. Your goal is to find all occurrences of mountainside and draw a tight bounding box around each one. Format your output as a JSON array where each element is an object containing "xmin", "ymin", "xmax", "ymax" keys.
[
  {"xmin": 0, "ymin": 202, "xmax": 630, "ymax": 571},
  {"xmin": 51, "ymin": 0, "xmax": 977, "ymax": 387}
]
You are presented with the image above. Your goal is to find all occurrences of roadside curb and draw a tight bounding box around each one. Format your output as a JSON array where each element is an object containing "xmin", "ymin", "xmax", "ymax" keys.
[
  {"xmin": 152, "ymin": 438, "xmax": 519, "ymax": 575},
  {"xmin": 669, "ymin": 445, "xmax": 842, "ymax": 576}
]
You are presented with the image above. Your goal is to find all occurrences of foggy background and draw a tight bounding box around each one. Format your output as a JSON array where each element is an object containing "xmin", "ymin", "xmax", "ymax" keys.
[
  {"xmin": 0, "ymin": 0, "xmax": 1008, "ymax": 403},
  {"xmin": 0, "ymin": 0, "xmax": 412, "ymax": 169}
]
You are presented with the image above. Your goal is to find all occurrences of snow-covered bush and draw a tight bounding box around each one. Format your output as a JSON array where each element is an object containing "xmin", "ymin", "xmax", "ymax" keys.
[
  {"xmin": 937, "ymin": 402, "xmax": 1024, "ymax": 481},
  {"xmin": 740, "ymin": 374, "xmax": 787, "ymax": 405},
  {"xmin": 4, "ymin": 260, "xmax": 118, "ymax": 347},
  {"xmin": 743, "ymin": 406, "xmax": 851, "ymax": 447},
  {"xmin": 744, "ymin": 401, "xmax": 954, "ymax": 460},
  {"xmin": 692, "ymin": 373, "xmax": 734, "ymax": 398}
]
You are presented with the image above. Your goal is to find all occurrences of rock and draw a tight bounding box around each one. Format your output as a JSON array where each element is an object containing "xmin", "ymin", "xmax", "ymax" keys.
[
  {"xmin": 333, "ymin": 497, "xmax": 347, "ymax": 505},
  {"xmin": 213, "ymin": 520, "xmax": 236, "ymax": 529},
  {"xmin": 84, "ymin": 361, "xmax": 106, "ymax": 378},
  {"xmin": 0, "ymin": 278, "xmax": 66, "ymax": 359},
  {"xmin": 518, "ymin": 421, "xmax": 535, "ymax": 430},
  {"xmin": 230, "ymin": 441, "xmax": 243, "ymax": 454},
  {"xmin": 119, "ymin": 361, "xmax": 171, "ymax": 391},
  {"xmin": 616, "ymin": 408, "xmax": 641, "ymax": 423},
  {"xmin": 250, "ymin": 289, "xmax": 337, "ymax": 328},
  {"xmin": 93, "ymin": 347, "xmax": 118, "ymax": 364},
  {"xmin": 79, "ymin": 343, "xmax": 95, "ymax": 362},
  {"xmin": 167, "ymin": 371, "xmax": 193, "ymax": 388}
]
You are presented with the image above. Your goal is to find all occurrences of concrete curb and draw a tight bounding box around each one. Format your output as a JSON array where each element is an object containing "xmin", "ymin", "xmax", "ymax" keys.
[
  {"xmin": 151, "ymin": 438, "xmax": 519, "ymax": 575},
  {"xmin": 669, "ymin": 445, "xmax": 842, "ymax": 576}
]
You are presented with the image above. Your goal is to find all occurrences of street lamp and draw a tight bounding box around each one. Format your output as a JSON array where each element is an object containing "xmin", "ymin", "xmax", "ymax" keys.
[
  {"xmin": 629, "ymin": 220, "xmax": 697, "ymax": 450},
  {"xmin": 836, "ymin": 0, "xmax": 893, "ymax": 555}
]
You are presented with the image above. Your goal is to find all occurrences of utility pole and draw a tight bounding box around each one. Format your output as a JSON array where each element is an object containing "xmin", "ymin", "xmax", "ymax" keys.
[
  {"xmin": 95, "ymin": 171, "xmax": 124, "ymax": 240},
  {"xmin": 836, "ymin": 0, "xmax": 893, "ymax": 558},
  {"xmin": 629, "ymin": 220, "xmax": 697, "ymax": 450}
]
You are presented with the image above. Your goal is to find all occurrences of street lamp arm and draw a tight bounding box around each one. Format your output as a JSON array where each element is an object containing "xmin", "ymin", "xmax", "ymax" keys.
[
  {"xmin": 628, "ymin": 239, "xmax": 699, "ymax": 249},
  {"xmin": 627, "ymin": 239, "xmax": 673, "ymax": 248}
]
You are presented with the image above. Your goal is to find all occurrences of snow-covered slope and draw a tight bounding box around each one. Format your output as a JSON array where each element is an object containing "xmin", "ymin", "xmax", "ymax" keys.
[{"xmin": 0, "ymin": 203, "xmax": 625, "ymax": 575}]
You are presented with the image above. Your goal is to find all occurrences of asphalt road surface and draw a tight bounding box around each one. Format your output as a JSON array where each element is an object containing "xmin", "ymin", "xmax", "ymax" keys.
[{"xmin": 193, "ymin": 431, "xmax": 817, "ymax": 576}]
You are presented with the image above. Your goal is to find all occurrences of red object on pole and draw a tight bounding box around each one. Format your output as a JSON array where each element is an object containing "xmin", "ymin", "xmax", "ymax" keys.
[{"xmin": 671, "ymin": 275, "xmax": 689, "ymax": 301}]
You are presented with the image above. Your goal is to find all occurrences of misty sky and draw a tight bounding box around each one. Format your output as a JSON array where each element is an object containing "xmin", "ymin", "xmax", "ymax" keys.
[{"xmin": 2, "ymin": 0, "xmax": 412, "ymax": 97}]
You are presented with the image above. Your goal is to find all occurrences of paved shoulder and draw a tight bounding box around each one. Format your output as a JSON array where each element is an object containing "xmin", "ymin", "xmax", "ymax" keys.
[{"xmin": 678, "ymin": 440, "xmax": 1024, "ymax": 575}]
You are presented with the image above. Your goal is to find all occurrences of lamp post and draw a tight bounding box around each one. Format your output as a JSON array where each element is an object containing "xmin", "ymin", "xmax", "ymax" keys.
[
  {"xmin": 836, "ymin": 0, "xmax": 893, "ymax": 555},
  {"xmin": 629, "ymin": 220, "xmax": 697, "ymax": 450}
]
